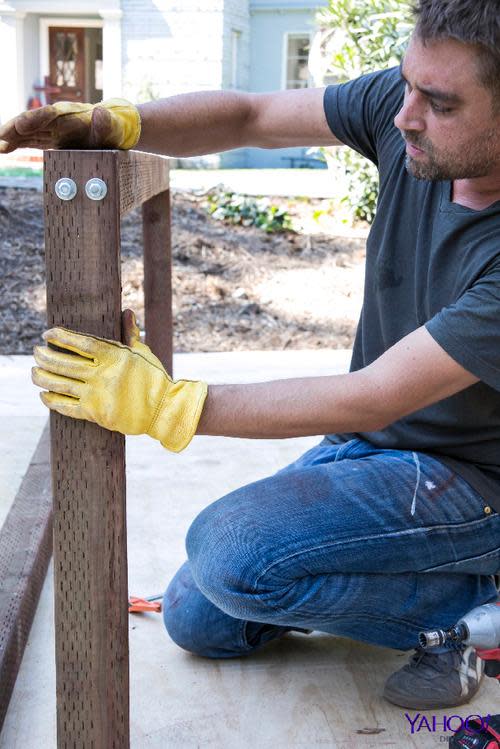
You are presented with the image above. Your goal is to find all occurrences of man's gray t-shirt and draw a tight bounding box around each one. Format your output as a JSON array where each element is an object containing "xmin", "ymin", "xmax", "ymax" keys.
[{"xmin": 323, "ymin": 66, "xmax": 500, "ymax": 513}]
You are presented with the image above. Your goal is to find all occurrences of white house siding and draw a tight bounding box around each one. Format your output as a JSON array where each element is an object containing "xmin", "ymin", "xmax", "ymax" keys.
[
  {"xmin": 222, "ymin": 0, "xmax": 250, "ymax": 91},
  {"xmin": 121, "ymin": 0, "xmax": 226, "ymax": 104},
  {"xmin": 217, "ymin": 0, "xmax": 250, "ymax": 167}
]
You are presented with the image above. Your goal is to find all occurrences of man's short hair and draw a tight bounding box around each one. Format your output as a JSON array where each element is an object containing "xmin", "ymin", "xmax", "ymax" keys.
[{"xmin": 412, "ymin": 0, "xmax": 500, "ymax": 107}]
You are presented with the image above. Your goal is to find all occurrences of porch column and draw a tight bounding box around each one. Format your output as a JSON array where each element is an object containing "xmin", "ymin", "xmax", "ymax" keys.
[
  {"xmin": 99, "ymin": 8, "xmax": 123, "ymax": 99},
  {"xmin": 0, "ymin": 7, "xmax": 26, "ymax": 123}
]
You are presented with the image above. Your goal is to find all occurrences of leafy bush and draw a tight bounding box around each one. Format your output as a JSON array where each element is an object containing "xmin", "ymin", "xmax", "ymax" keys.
[
  {"xmin": 316, "ymin": 0, "xmax": 412, "ymax": 223},
  {"xmin": 318, "ymin": 0, "xmax": 412, "ymax": 78},
  {"xmin": 205, "ymin": 190, "xmax": 293, "ymax": 233},
  {"xmin": 338, "ymin": 149, "xmax": 380, "ymax": 224}
]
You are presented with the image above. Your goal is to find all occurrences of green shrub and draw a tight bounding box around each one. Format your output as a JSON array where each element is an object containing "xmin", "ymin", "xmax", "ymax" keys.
[
  {"xmin": 337, "ymin": 149, "xmax": 380, "ymax": 224},
  {"xmin": 316, "ymin": 0, "xmax": 412, "ymax": 223},
  {"xmin": 205, "ymin": 190, "xmax": 293, "ymax": 233}
]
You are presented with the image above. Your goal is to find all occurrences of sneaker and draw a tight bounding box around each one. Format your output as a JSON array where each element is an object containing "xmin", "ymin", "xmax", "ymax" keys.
[{"xmin": 383, "ymin": 645, "xmax": 484, "ymax": 709}]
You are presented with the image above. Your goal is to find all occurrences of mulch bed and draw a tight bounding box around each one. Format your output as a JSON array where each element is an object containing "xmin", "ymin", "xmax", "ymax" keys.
[{"xmin": 0, "ymin": 187, "xmax": 366, "ymax": 355}]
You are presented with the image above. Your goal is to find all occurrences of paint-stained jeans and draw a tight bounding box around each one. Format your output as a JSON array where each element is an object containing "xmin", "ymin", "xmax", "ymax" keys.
[{"xmin": 163, "ymin": 437, "xmax": 500, "ymax": 657}]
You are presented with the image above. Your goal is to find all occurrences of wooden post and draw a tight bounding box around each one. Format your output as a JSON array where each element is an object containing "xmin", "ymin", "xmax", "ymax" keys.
[
  {"xmin": 44, "ymin": 150, "xmax": 129, "ymax": 749},
  {"xmin": 143, "ymin": 189, "xmax": 173, "ymax": 374},
  {"xmin": 42, "ymin": 149, "xmax": 170, "ymax": 749}
]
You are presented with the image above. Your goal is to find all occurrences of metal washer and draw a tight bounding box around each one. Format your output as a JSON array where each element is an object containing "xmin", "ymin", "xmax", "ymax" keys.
[
  {"xmin": 85, "ymin": 178, "xmax": 108, "ymax": 201},
  {"xmin": 54, "ymin": 178, "xmax": 77, "ymax": 201}
]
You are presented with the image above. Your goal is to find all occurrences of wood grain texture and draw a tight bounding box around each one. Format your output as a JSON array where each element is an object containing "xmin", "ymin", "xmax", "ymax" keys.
[
  {"xmin": 0, "ymin": 422, "xmax": 52, "ymax": 731},
  {"xmin": 118, "ymin": 150, "xmax": 170, "ymax": 217},
  {"xmin": 44, "ymin": 149, "xmax": 129, "ymax": 749},
  {"xmin": 142, "ymin": 189, "xmax": 173, "ymax": 374}
]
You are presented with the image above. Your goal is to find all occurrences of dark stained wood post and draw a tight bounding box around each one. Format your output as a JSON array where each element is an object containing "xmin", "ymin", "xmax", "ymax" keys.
[
  {"xmin": 143, "ymin": 189, "xmax": 173, "ymax": 374},
  {"xmin": 43, "ymin": 149, "xmax": 170, "ymax": 748},
  {"xmin": 44, "ymin": 150, "xmax": 129, "ymax": 749}
]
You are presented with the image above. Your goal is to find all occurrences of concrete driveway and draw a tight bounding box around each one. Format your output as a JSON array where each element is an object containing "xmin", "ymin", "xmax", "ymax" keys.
[{"xmin": 1, "ymin": 350, "xmax": 498, "ymax": 749}]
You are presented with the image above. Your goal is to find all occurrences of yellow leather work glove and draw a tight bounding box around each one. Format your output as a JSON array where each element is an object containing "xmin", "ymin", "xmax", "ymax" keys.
[
  {"xmin": 31, "ymin": 310, "xmax": 208, "ymax": 453},
  {"xmin": 0, "ymin": 98, "xmax": 141, "ymax": 153}
]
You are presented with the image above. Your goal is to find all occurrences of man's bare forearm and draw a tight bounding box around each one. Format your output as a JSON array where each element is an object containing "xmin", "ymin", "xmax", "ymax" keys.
[
  {"xmin": 136, "ymin": 91, "xmax": 253, "ymax": 157},
  {"xmin": 196, "ymin": 371, "xmax": 386, "ymax": 439},
  {"xmin": 135, "ymin": 87, "xmax": 338, "ymax": 157}
]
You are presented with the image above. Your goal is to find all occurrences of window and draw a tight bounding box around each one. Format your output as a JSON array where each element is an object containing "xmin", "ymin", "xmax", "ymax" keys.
[
  {"xmin": 54, "ymin": 31, "xmax": 78, "ymax": 87},
  {"xmin": 284, "ymin": 34, "xmax": 311, "ymax": 89}
]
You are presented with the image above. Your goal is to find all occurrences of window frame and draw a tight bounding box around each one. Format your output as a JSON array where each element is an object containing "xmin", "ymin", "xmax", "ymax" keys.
[
  {"xmin": 230, "ymin": 28, "xmax": 242, "ymax": 90},
  {"xmin": 281, "ymin": 30, "xmax": 313, "ymax": 91}
]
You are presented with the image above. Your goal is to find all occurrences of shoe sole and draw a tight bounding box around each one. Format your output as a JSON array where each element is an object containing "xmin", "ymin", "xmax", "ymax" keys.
[{"xmin": 382, "ymin": 686, "xmax": 481, "ymax": 711}]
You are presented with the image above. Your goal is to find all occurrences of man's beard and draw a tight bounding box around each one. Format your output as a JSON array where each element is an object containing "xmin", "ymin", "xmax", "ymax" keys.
[{"xmin": 403, "ymin": 129, "xmax": 499, "ymax": 181}]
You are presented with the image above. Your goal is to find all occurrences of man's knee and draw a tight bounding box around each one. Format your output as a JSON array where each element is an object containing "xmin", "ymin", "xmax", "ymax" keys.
[
  {"xmin": 185, "ymin": 497, "xmax": 291, "ymax": 625},
  {"xmin": 163, "ymin": 560, "xmax": 260, "ymax": 658},
  {"xmin": 162, "ymin": 561, "xmax": 208, "ymax": 654},
  {"xmin": 185, "ymin": 491, "xmax": 265, "ymax": 612}
]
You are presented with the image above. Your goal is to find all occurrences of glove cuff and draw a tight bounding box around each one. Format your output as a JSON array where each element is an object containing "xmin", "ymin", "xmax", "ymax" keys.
[
  {"xmin": 99, "ymin": 98, "xmax": 142, "ymax": 149},
  {"xmin": 149, "ymin": 378, "xmax": 208, "ymax": 452}
]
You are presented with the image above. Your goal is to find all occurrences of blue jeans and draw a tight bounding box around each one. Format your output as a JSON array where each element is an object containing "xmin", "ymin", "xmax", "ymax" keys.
[{"xmin": 163, "ymin": 438, "xmax": 500, "ymax": 657}]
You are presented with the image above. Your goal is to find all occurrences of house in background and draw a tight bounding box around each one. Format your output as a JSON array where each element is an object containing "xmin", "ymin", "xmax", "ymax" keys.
[
  {"xmin": 0, "ymin": 0, "xmax": 329, "ymax": 168},
  {"xmin": 227, "ymin": 0, "xmax": 329, "ymax": 168}
]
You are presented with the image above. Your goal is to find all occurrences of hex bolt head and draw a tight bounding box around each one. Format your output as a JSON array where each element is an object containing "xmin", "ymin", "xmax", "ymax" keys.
[
  {"xmin": 54, "ymin": 178, "xmax": 77, "ymax": 201},
  {"xmin": 85, "ymin": 178, "xmax": 108, "ymax": 201}
]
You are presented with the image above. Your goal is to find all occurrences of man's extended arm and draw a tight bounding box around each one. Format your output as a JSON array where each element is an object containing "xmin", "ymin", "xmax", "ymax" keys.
[
  {"xmin": 31, "ymin": 317, "xmax": 479, "ymax": 449},
  {"xmin": 135, "ymin": 88, "xmax": 342, "ymax": 156},
  {"xmin": 32, "ymin": 310, "xmax": 479, "ymax": 450},
  {"xmin": 196, "ymin": 326, "xmax": 480, "ymax": 438},
  {"xmin": 0, "ymin": 87, "xmax": 342, "ymax": 155}
]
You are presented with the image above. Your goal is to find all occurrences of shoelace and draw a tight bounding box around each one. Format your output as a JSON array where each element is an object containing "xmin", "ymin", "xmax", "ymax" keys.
[{"xmin": 408, "ymin": 647, "xmax": 460, "ymax": 675}]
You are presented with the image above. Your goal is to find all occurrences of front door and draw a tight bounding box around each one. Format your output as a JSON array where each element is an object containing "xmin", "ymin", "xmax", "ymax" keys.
[{"xmin": 49, "ymin": 27, "xmax": 85, "ymax": 103}]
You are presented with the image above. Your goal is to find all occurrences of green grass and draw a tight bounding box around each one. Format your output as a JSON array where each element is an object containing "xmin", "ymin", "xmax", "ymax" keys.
[{"xmin": 0, "ymin": 166, "xmax": 43, "ymax": 177}]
